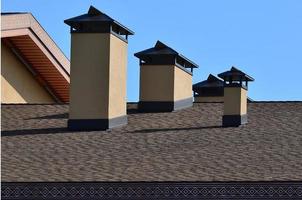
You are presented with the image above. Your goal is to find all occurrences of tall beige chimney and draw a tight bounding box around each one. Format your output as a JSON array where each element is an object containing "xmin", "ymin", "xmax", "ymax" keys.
[
  {"xmin": 65, "ymin": 6, "xmax": 134, "ymax": 130},
  {"xmin": 134, "ymin": 41, "xmax": 198, "ymax": 112},
  {"xmin": 218, "ymin": 67, "xmax": 254, "ymax": 127}
]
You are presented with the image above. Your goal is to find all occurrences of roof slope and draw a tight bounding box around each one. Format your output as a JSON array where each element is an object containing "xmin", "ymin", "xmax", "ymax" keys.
[
  {"xmin": 2, "ymin": 102, "xmax": 302, "ymax": 181},
  {"xmin": 1, "ymin": 13, "xmax": 70, "ymax": 102}
]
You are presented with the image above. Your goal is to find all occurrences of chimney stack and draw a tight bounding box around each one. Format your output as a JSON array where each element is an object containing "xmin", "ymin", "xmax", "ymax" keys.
[
  {"xmin": 193, "ymin": 74, "xmax": 224, "ymax": 102},
  {"xmin": 134, "ymin": 41, "xmax": 198, "ymax": 112},
  {"xmin": 218, "ymin": 67, "xmax": 254, "ymax": 127},
  {"xmin": 65, "ymin": 6, "xmax": 134, "ymax": 130}
]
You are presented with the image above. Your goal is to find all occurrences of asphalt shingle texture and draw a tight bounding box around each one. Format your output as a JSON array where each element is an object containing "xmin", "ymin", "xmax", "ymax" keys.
[{"xmin": 1, "ymin": 102, "xmax": 302, "ymax": 181}]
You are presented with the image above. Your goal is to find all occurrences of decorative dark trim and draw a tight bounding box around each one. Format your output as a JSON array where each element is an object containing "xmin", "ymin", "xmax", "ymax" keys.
[
  {"xmin": 68, "ymin": 115, "xmax": 127, "ymax": 131},
  {"xmin": 2, "ymin": 181, "xmax": 301, "ymax": 200},
  {"xmin": 138, "ymin": 97, "xmax": 192, "ymax": 112},
  {"xmin": 223, "ymin": 114, "xmax": 247, "ymax": 127}
]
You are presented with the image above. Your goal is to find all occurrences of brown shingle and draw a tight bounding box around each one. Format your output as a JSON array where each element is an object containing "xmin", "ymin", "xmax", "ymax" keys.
[{"xmin": 1, "ymin": 102, "xmax": 302, "ymax": 181}]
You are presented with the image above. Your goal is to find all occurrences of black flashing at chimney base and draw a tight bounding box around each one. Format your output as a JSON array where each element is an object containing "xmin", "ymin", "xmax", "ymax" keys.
[
  {"xmin": 68, "ymin": 116, "xmax": 127, "ymax": 131},
  {"xmin": 222, "ymin": 114, "xmax": 247, "ymax": 127},
  {"xmin": 138, "ymin": 97, "xmax": 193, "ymax": 112}
]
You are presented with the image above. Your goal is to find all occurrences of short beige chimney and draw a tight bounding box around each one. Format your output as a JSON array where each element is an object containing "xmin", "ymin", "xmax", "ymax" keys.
[
  {"xmin": 134, "ymin": 41, "xmax": 198, "ymax": 112},
  {"xmin": 218, "ymin": 67, "xmax": 254, "ymax": 127},
  {"xmin": 65, "ymin": 6, "xmax": 134, "ymax": 130}
]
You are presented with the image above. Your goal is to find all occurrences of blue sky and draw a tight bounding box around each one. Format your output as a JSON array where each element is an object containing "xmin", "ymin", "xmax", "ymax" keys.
[{"xmin": 2, "ymin": 0, "xmax": 302, "ymax": 101}]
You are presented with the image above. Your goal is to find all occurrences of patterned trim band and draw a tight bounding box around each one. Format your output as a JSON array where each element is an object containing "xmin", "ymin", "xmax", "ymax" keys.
[{"xmin": 2, "ymin": 181, "xmax": 302, "ymax": 200}]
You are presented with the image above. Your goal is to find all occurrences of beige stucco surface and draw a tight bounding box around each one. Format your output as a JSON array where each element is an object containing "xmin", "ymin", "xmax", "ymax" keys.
[
  {"xmin": 108, "ymin": 34, "xmax": 127, "ymax": 119},
  {"xmin": 140, "ymin": 65, "xmax": 192, "ymax": 102},
  {"xmin": 139, "ymin": 65, "xmax": 174, "ymax": 101},
  {"xmin": 69, "ymin": 33, "xmax": 127, "ymax": 120},
  {"xmin": 224, "ymin": 87, "xmax": 247, "ymax": 115},
  {"xmin": 69, "ymin": 33, "xmax": 110, "ymax": 119},
  {"xmin": 1, "ymin": 43, "xmax": 54, "ymax": 103},
  {"xmin": 194, "ymin": 96, "xmax": 223, "ymax": 103},
  {"xmin": 174, "ymin": 67, "xmax": 192, "ymax": 101}
]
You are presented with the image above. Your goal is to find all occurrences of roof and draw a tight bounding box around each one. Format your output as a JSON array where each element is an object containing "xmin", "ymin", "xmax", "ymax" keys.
[
  {"xmin": 64, "ymin": 6, "xmax": 134, "ymax": 35},
  {"xmin": 2, "ymin": 102, "xmax": 302, "ymax": 181},
  {"xmin": 1, "ymin": 13, "xmax": 70, "ymax": 102},
  {"xmin": 1, "ymin": 12, "xmax": 29, "ymax": 15},
  {"xmin": 218, "ymin": 66, "xmax": 254, "ymax": 82},
  {"xmin": 134, "ymin": 41, "xmax": 199, "ymax": 70},
  {"xmin": 193, "ymin": 74, "xmax": 224, "ymax": 89}
]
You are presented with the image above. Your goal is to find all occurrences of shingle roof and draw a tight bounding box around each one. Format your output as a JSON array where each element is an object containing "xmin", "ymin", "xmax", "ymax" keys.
[{"xmin": 1, "ymin": 102, "xmax": 302, "ymax": 181}]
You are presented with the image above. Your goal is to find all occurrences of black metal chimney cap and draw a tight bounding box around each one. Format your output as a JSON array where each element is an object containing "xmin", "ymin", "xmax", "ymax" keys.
[
  {"xmin": 64, "ymin": 6, "xmax": 134, "ymax": 35},
  {"xmin": 193, "ymin": 74, "xmax": 223, "ymax": 89},
  {"xmin": 193, "ymin": 74, "xmax": 224, "ymax": 97},
  {"xmin": 134, "ymin": 41, "xmax": 198, "ymax": 73},
  {"xmin": 218, "ymin": 67, "xmax": 254, "ymax": 82}
]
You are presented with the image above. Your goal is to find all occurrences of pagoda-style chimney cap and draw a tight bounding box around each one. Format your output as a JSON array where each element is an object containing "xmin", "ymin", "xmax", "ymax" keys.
[
  {"xmin": 218, "ymin": 66, "xmax": 254, "ymax": 82},
  {"xmin": 193, "ymin": 74, "xmax": 224, "ymax": 97},
  {"xmin": 193, "ymin": 74, "xmax": 223, "ymax": 89},
  {"xmin": 134, "ymin": 41, "xmax": 198, "ymax": 73},
  {"xmin": 64, "ymin": 6, "xmax": 134, "ymax": 37},
  {"xmin": 218, "ymin": 67, "xmax": 254, "ymax": 89}
]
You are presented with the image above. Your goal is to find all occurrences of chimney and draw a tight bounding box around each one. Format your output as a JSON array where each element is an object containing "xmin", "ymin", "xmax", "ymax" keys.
[
  {"xmin": 64, "ymin": 6, "xmax": 134, "ymax": 130},
  {"xmin": 218, "ymin": 67, "xmax": 254, "ymax": 127},
  {"xmin": 193, "ymin": 74, "xmax": 224, "ymax": 102},
  {"xmin": 134, "ymin": 41, "xmax": 198, "ymax": 112}
]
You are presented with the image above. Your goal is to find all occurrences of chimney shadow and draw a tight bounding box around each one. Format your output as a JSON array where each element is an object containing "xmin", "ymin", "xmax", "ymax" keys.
[
  {"xmin": 27, "ymin": 113, "xmax": 68, "ymax": 120},
  {"xmin": 1, "ymin": 127, "xmax": 69, "ymax": 137},
  {"xmin": 131, "ymin": 125, "xmax": 225, "ymax": 133}
]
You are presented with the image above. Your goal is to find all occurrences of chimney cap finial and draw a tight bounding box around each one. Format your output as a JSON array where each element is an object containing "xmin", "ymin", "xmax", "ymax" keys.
[{"xmin": 87, "ymin": 6, "xmax": 102, "ymax": 16}]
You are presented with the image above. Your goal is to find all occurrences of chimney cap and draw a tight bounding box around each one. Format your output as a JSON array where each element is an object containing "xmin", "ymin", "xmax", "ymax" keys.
[
  {"xmin": 64, "ymin": 6, "xmax": 134, "ymax": 35},
  {"xmin": 218, "ymin": 66, "xmax": 254, "ymax": 82},
  {"xmin": 193, "ymin": 74, "xmax": 224, "ymax": 97},
  {"xmin": 193, "ymin": 74, "xmax": 223, "ymax": 89},
  {"xmin": 134, "ymin": 41, "xmax": 199, "ymax": 72}
]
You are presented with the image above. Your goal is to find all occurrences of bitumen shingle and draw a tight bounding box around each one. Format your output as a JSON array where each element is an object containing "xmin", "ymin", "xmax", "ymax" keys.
[{"xmin": 1, "ymin": 102, "xmax": 302, "ymax": 181}]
